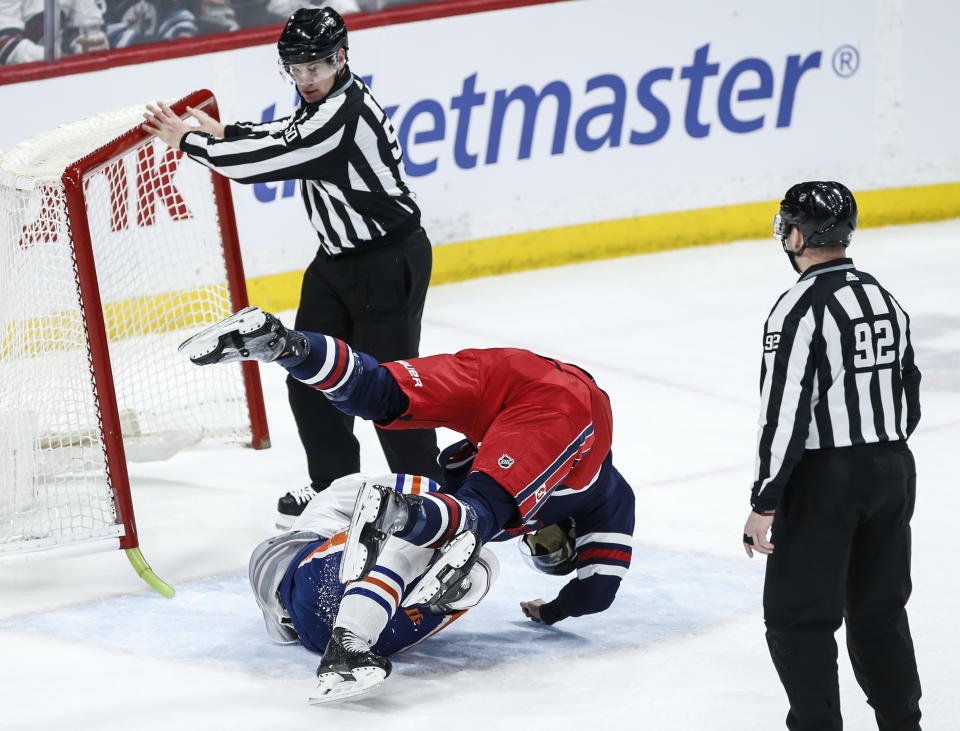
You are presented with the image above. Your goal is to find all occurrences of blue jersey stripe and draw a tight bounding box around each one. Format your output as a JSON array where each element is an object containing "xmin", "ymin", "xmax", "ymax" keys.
[
  {"xmin": 344, "ymin": 586, "xmax": 393, "ymax": 616},
  {"xmin": 516, "ymin": 423, "xmax": 595, "ymax": 503},
  {"xmin": 372, "ymin": 564, "xmax": 405, "ymax": 591}
]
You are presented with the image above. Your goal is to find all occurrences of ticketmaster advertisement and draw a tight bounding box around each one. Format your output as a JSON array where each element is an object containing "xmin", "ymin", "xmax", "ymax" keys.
[{"xmin": 1, "ymin": 0, "xmax": 957, "ymax": 280}]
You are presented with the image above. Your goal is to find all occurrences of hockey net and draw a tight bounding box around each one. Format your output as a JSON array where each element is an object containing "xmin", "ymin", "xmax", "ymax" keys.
[{"xmin": 0, "ymin": 90, "xmax": 268, "ymax": 586}]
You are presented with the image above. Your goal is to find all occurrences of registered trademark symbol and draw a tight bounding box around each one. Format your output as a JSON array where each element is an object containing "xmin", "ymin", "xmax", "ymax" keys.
[{"xmin": 832, "ymin": 45, "xmax": 860, "ymax": 77}]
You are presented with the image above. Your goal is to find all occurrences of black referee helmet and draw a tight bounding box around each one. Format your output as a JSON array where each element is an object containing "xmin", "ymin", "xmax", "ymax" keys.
[
  {"xmin": 278, "ymin": 7, "xmax": 349, "ymax": 65},
  {"xmin": 777, "ymin": 181, "xmax": 858, "ymax": 248}
]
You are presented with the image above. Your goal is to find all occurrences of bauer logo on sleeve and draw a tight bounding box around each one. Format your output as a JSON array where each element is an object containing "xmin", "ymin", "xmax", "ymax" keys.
[{"xmin": 397, "ymin": 360, "xmax": 423, "ymax": 387}]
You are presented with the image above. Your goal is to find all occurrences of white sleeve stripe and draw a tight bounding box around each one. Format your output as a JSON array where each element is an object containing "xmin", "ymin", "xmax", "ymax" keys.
[
  {"xmin": 300, "ymin": 335, "xmax": 342, "ymax": 386},
  {"xmin": 547, "ymin": 465, "xmax": 602, "ymax": 498},
  {"xmin": 756, "ymin": 306, "xmax": 816, "ymax": 495},
  {"xmin": 327, "ymin": 348, "xmax": 356, "ymax": 393},
  {"xmin": 577, "ymin": 563, "xmax": 629, "ymax": 580},
  {"xmin": 890, "ymin": 298, "xmax": 911, "ymax": 436},
  {"xmin": 890, "ymin": 296, "xmax": 910, "ymax": 364},
  {"xmin": 199, "ymin": 133, "xmax": 285, "ymax": 156},
  {"xmin": 766, "ymin": 279, "xmax": 816, "ymax": 331},
  {"xmin": 197, "ymin": 126, "xmax": 345, "ymax": 180},
  {"xmin": 576, "ymin": 532, "xmax": 633, "ymax": 548}
]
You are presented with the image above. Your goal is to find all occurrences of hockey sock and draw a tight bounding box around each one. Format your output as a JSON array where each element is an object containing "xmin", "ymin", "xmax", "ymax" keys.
[
  {"xmin": 283, "ymin": 332, "xmax": 407, "ymax": 421},
  {"xmin": 395, "ymin": 493, "xmax": 479, "ymax": 549},
  {"xmin": 393, "ymin": 474, "xmax": 517, "ymax": 548},
  {"xmin": 336, "ymin": 565, "xmax": 409, "ymax": 646}
]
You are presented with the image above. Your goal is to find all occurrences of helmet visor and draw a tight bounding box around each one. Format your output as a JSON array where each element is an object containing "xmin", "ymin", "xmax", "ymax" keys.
[
  {"xmin": 519, "ymin": 526, "xmax": 576, "ymax": 575},
  {"xmin": 773, "ymin": 212, "xmax": 793, "ymax": 249},
  {"xmin": 280, "ymin": 54, "xmax": 340, "ymax": 84}
]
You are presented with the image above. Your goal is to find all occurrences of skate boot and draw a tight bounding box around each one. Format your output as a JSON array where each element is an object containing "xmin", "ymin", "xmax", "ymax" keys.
[
  {"xmin": 177, "ymin": 306, "xmax": 309, "ymax": 365},
  {"xmin": 404, "ymin": 529, "xmax": 482, "ymax": 611},
  {"xmin": 339, "ymin": 480, "xmax": 421, "ymax": 583},
  {"xmin": 275, "ymin": 484, "xmax": 322, "ymax": 530},
  {"xmin": 308, "ymin": 627, "xmax": 391, "ymax": 704}
]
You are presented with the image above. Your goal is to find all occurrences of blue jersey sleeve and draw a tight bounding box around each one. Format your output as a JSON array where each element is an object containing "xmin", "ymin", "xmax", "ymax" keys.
[{"xmin": 538, "ymin": 460, "xmax": 635, "ymax": 625}]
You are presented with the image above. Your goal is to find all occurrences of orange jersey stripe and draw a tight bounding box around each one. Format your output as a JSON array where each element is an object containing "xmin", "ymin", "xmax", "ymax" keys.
[
  {"xmin": 363, "ymin": 575, "xmax": 401, "ymax": 606},
  {"xmin": 297, "ymin": 530, "xmax": 346, "ymax": 567}
]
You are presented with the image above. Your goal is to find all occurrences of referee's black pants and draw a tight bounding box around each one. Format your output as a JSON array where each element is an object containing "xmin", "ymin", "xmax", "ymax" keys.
[
  {"xmin": 288, "ymin": 227, "xmax": 443, "ymax": 489},
  {"xmin": 763, "ymin": 441, "xmax": 921, "ymax": 731}
]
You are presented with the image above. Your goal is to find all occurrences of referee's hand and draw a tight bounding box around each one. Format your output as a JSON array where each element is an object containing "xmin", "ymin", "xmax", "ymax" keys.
[
  {"xmin": 743, "ymin": 511, "xmax": 775, "ymax": 558},
  {"xmin": 143, "ymin": 102, "xmax": 193, "ymax": 150}
]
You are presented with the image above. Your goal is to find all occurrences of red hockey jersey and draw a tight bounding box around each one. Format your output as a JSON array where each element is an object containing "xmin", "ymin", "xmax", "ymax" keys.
[{"xmin": 382, "ymin": 348, "xmax": 613, "ymax": 521}]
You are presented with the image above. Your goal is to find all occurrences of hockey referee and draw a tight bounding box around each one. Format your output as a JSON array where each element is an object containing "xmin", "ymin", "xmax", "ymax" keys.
[
  {"xmin": 741, "ymin": 181, "xmax": 922, "ymax": 729},
  {"xmin": 145, "ymin": 7, "xmax": 443, "ymax": 528}
]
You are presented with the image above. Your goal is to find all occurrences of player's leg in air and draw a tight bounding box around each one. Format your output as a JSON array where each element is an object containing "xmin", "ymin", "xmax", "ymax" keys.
[{"xmin": 180, "ymin": 308, "xmax": 517, "ymax": 604}]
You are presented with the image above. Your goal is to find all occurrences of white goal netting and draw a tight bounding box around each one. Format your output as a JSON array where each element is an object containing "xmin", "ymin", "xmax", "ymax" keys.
[{"xmin": 0, "ymin": 97, "xmax": 265, "ymax": 557}]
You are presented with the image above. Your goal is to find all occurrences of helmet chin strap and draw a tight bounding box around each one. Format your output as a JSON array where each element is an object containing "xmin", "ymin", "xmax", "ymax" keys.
[
  {"xmin": 781, "ymin": 237, "xmax": 806, "ymax": 275},
  {"xmin": 785, "ymin": 249, "xmax": 803, "ymax": 274}
]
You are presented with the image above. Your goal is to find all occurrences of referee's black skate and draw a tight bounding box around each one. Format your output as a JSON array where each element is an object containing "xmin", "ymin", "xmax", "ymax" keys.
[
  {"xmin": 177, "ymin": 306, "xmax": 309, "ymax": 366},
  {"xmin": 276, "ymin": 484, "xmax": 321, "ymax": 530},
  {"xmin": 308, "ymin": 627, "xmax": 392, "ymax": 704},
  {"xmin": 339, "ymin": 480, "xmax": 421, "ymax": 583}
]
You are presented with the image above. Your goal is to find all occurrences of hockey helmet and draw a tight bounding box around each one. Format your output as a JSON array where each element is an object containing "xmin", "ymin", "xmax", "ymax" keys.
[
  {"xmin": 518, "ymin": 518, "xmax": 577, "ymax": 576},
  {"xmin": 248, "ymin": 530, "xmax": 321, "ymax": 644},
  {"xmin": 774, "ymin": 181, "xmax": 858, "ymax": 250},
  {"xmin": 277, "ymin": 7, "xmax": 348, "ymax": 65}
]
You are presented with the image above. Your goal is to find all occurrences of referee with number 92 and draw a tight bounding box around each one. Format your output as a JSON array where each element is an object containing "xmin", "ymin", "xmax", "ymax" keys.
[{"xmin": 742, "ymin": 182, "xmax": 922, "ymax": 729}]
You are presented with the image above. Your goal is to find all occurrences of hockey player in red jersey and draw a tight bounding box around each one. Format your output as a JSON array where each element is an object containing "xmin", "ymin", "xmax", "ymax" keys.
[{"xmin": 181, "ymin": 307, "xmax": 635, "ymax": 696}]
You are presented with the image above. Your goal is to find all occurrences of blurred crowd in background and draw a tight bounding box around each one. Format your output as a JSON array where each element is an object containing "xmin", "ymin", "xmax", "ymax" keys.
[{"xmin": 0, "ymin": 0, "xmax": 435, "ymax": 64}]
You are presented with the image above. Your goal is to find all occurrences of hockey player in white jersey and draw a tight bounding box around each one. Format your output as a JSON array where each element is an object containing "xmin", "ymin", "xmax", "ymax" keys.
[{"xmin": 250, "ymin": 472, "xmax": 500, "ymax": 704}]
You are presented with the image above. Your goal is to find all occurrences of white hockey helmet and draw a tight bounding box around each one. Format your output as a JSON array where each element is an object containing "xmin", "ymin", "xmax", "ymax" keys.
[{"xmin": 248, "ymin": 530, "xmax": 322, "ymax": 644}]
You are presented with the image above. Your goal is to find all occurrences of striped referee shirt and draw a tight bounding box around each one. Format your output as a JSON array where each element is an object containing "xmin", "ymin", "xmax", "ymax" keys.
[
  {"xmin": 751, "ymin": 258, "xmax": 921, "ymax": 513},
  {"xmin": 179, "ymin": 69, "xmax": 420, "ymax": 256}
]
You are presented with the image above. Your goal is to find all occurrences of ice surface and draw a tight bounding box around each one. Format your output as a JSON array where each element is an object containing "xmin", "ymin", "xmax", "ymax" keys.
[{"xmin": 1, "ymin": 220, "xmax": 958, "ymax": 730}]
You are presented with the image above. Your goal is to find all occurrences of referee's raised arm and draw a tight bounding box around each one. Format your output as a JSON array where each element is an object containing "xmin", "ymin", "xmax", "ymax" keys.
[{"xmin": 146, "ymin": 7, "xmax": 443, "ymax": 530}]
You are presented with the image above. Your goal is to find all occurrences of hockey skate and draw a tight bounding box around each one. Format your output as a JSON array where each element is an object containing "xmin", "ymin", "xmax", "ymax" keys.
[
  {"xmin": 276, "ymin": 484, "xmax": 321, "ymax": 530},
  {"xmin": 177, "ymin": 306, "xmax": 308, "ymax": 365},
  {"xmin": 308, "ymin": 627, "xmax": 391, "ymax": 704},
  {"xmin": 403, "ymin": 529, "xmax": 481, "ymax": 611},
  {"xmin": 339, "ymin": 480, "xmax": 419, "ymax": 583}
]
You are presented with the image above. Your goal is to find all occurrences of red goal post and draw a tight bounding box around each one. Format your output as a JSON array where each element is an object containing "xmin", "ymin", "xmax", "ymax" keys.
[{"xmin": 0, "ymin": 90, "xmax": 269, "ymax": 595}]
